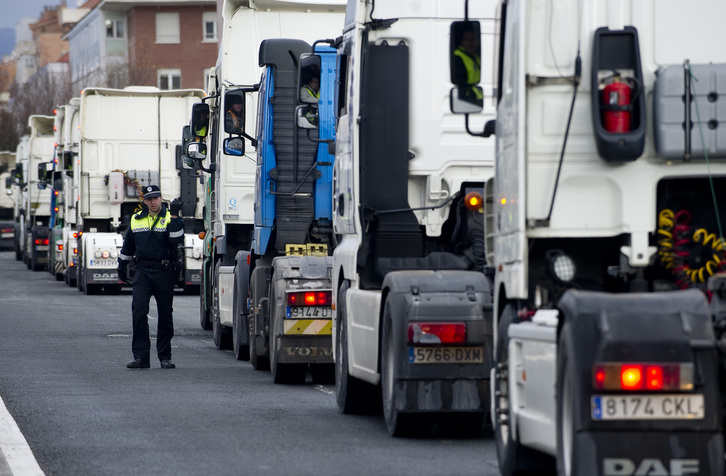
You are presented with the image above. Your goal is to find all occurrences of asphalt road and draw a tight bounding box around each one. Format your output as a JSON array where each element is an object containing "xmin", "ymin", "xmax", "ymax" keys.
[{"xmin": 0, "ymin": 252, "xmax": 502, "ymax": 476}]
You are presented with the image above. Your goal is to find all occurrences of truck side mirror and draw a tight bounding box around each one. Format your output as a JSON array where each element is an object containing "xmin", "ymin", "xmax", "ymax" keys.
[
  {"xmin": 223, "ymin": 137, "xmax": 245, "ymax": 156},
  {"xmin": 450, "ymin": 86, "xmax": 484, "ymax": 114},
  {"xmin": 191, "ymin": 103, "xmax": 210, "ymax": 139},
  {"xmin": 450, "ymin": 21, "xmax": 481, "ymax": 86},
  {"xmin": 182, "ymin": 125, "xmax": 192, "ymax": 148},
  {"xmin": 52, "ymin": 171, "xmax": 63, "ymax": 191},
  {"xmin": 224, "ymin": 91, "xmax": 246, "ymax": 135},
  {"xmin": 182, "ymin": 156, "xmax": 196, "ymax": 170},
  {"xmin": 186, "ymin": 141, "xmax": 207, "ymax": 160},
  {"xmin": 296, "ymin": 105, "xmax": 318, "ymax": 129},
  {"xmin": 37, "ymin": 162, "xmax": 52, "ymax": 182},
  {"xmin": 12, "ymin": 164, "xmax": 23, "ymax": 185}
]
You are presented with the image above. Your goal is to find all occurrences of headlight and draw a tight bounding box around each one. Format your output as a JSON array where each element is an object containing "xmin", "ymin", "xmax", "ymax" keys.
[{"xmin": 547, "ymin": 250, "xmax": 576, "ymax": 283}]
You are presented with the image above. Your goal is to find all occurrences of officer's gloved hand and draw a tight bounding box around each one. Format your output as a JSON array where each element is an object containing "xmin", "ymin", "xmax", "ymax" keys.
[
  {"xmin": 170, "ymin": 198, "xmax": 183, "ymax": 217},
  {"xmin": 117, "ymin": 260, "xmax": 131, "ymax": 284}
]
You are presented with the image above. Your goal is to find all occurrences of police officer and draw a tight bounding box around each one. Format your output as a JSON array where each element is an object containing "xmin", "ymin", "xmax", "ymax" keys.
[{"xmin": 117, "ymin": 185, "xmax": 184, "ymax": 369}]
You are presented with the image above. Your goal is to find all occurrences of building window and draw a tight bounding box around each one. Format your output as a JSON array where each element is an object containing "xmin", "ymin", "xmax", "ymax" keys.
[
  {"xmin": 158, "ymin": 69, "xmax": 181, "ymax": 90},
  {"xmin": 156, "ymin": 12, "xmax": 180, "ymax": 44},
  {"xmin": 106, "ymin": 19, "xmax": 125, "ymax": 38},
  {"xmin": 203, "ymin": 12, "xmax": 217, "ymax": 42}
]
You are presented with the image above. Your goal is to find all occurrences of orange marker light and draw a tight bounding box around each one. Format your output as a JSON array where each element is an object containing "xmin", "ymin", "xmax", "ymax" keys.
[
  {"xmin": 621, "ymin": 365, "xmax": 642, "ymax": 390},
  {"xmin": 464, "ymin": 191, "xmax": 483, "ymax": 211}
]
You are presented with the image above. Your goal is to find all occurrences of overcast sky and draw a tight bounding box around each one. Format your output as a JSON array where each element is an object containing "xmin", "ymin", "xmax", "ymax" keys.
[{"xmin": 2, "ymin": 0, "xmax": 70, "ymax": 32}]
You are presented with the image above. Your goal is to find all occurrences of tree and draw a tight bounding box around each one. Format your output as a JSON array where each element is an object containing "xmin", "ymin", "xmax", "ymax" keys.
[{"xmin": 7, "ymin": 65, "xmax": 73, "ymax": 147}]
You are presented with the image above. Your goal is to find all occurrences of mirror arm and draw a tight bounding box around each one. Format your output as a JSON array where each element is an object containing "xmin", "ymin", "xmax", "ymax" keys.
[
  {"xmin": 304, "ymin": 129, "xmax": 334, "ymax": 146},
  {"xmin": 465, "ymin": 115, "xmax": 495, "ymax": 138},
  {"xmin": 198, "ymin": 162, "xmax": 216, "ymax": 173},
  {"xmin": 241, "ymin": 132, "xmax": 257, "ymax": 147}
]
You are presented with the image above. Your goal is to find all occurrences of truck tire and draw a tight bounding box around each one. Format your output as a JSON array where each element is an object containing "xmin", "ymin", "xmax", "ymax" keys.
[
  {"xmin": 381, "ymin": 303, "xmax": 414, "ymax": 436},
  {"xmin": 335, "ymin": 281, "xmax": 378, "ymax": 413},
  {"xmin": 270, "ymin": 277, "xmax": 307, "ymax": 384},
  {"xmin": 232, "ymin": 272, "xmax": 249, "ymax": 360},
  {"xmin": 495, "ymin": 303, "xmax": 554, "ymax": 475},
  {"xmin": 249, "ymin": 270, "xmax": 270, "ymax": 371},
  {"xmin": 212, "ymin": 263, "xmax": 232, "ymax": 350},
  {"xmin": 556, "ymin": 323, "xmax": 576, "ymax": 476},
  {"xmin": 199, "ymin": 261, "xmax": 213, "ymax": 330}
]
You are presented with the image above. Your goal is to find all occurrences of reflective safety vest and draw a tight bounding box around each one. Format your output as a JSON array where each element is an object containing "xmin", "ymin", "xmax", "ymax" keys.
[
  {"xmin": 302, "ymin": 85, "xmax": 320, "ymax": 100},
  {"xmin": 454, "ymin": 46, "xmax": 481, "ymax": 85},
  {"xmin": 119, "ymin": 207, "xmax": 184, "ymax": 264}
]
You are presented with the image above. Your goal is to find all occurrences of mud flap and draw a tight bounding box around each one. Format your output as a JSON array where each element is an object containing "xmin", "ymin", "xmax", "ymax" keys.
[
  {"xmin": 557, "ymin": 289, "xmax": 724, "ymax": 475},
  {"xmin": 382, "ymin": 270, "xmax": 493, "ymax": 413}
]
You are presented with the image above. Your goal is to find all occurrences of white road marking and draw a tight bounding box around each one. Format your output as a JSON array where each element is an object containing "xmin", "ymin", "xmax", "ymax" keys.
[{"xmin": 0, "ymin": 395, "xmax": 44, "ymax": 476}]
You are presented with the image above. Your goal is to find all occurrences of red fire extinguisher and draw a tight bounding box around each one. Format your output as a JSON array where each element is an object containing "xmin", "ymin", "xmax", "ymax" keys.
[{"xmin": 602, "ymin": 74, "xmax": 631, "ymax": 133}]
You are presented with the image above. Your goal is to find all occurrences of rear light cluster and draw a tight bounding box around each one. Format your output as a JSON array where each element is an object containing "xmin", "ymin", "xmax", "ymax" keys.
[
  {"xmin": 287, "ymin": 291, "xmax": 331, "ymax": 307},
  {"xmin": 593, "ymin": 362, "xmax": 694, "ymax": 391},
  {"xmin": 1, "ymin": 227, "xmax": 13, "ymax": 234},
  {"xmin": 408, "ymin": 322, "xmax": 466, "ymax": 345},
  {"xmin": 34, "ymin": 238, "xmax": 49, "ymax": 246}
]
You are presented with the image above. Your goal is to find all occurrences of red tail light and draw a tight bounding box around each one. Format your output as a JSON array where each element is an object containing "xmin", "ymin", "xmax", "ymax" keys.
[
  {"xmin": 57, "ymin": 244, "xmax": 64, "ymax": 251},
  {"xmin": 72, "ymin": 232, "xmax": 78, "ymax": 238},
  {"xmin": 35, "ymin": 239, "xmax": 49, "ymax": 245},
  {"xmin": 593, "ymin": 362, "xmax": 692, "ymax": 391},
  {"xmin": 408, "ymin": 322, "xmax": 466, "ymax": 345},
  {"xmin": 287, "ymin": 291, "xmax": 331, "ymax": 307}
]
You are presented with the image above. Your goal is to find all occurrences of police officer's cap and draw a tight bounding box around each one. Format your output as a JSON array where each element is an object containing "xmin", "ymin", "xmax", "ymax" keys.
[{"xmin": 142, "ymin": 185, "xmax": 161, "ymax": 199}]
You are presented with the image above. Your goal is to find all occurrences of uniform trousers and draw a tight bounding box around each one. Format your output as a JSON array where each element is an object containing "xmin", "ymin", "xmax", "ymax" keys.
[{"xmin": 131, "ymin": 267, "xmax": 176, "ymax": 363}]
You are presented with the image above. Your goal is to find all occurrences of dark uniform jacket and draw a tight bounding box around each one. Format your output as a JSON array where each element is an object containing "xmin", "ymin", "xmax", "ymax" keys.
[{"xmin": 118, "ymin": 205, "xmax": 184, "ymax": 265}]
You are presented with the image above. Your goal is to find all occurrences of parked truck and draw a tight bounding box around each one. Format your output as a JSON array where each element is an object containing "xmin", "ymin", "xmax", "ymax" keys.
[
  {"xmin": 186, "ymin": 0, "xmax": 345, "ymax": 366},
  {"xmin": 0, "ymin": 151, "xmax": 17, "ymax": 251},
  {"xmin": 46, "ymin": 99, "xmax": 81, "ymax": 284},
  {"xmin": 454, "ymin": 0, "xmax": 726, "ymax": 474},
  {"xmin": 16, "ymin": 116, "xmax": 54, "ymax": 271},
  {"xmin": 74, "ymin": 87, "xmax": 206, "ymax": 295},
  {"xmin": 12, "ymin": 137, "xmax": 30, "ymax": 261},
  {"xmin": 331, "ymin": 0, "xmax": 497, "ymax": 436},
  {"xmin": 191, "ymin": 38, "xmax": 339, "ymax": 382}
]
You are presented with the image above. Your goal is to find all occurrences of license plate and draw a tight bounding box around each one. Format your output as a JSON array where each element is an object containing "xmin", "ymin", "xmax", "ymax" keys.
[
  {"xmin": 1, "ymin": 233, "xmax": 13, "ymax": 238},
  {"xmin": 408, "ymin": 346, "xmax": 483, "ymax": 364},
  {"xmin": 592, "ymin": 394, "xmax": 704, "ymax": 420},
  {"xmin": 286, "ymin": 306, "xmax": 332, "ymax": 318},
  {"xmin": 35, "ymin": 245, "xmax": 49, "ymax": 251}
]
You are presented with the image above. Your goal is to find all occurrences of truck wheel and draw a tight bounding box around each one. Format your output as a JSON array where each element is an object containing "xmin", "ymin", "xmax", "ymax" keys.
[
  {"xmin": 270, "ymin": 279, "xmax": 307, "ymax": 384},
  {"xmin": 212, "ymin": 263, "xmax": 232, "ymax": 350},
  {"xmin": 199, "ymin": 262, "xmax": 213, "ymax": 330},
  {"xmin": 381, "ymin": 303, "xmax": 414, "ymax": 436},
  {"xmin": 77, "ymin": 266, "xmax": 84, "ymax": 292},
  {"xmin": 232, "ymin": 273, "xmax": 249, "ymax": 361},
  {"xmin": 336, "ymin": 281, "xmax": 378, "ymax": 413},
  {"xmin": 249, "ymin": 317, "xmax": 270, "ymax": 371},
  {"xmin": 495, "ymin": 304, "xmax": 554, "ymax": 475},
  {"xmin": 557, "ymin": 323, "xmax": 576, "ymax": 476}
]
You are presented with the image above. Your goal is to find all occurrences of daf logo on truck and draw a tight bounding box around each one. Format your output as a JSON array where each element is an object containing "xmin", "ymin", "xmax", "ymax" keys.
[{"xmin": 604, "ymin": 458, "xmax": 699, "ymax": 475}]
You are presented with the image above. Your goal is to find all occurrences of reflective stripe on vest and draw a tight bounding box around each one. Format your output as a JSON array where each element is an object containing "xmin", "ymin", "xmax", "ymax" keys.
[
  {"xmin": 454, "ymin": 47, "xmax": 480, "ymax": 85},
  {"xmin": 130, "ymin": 210, "xmax": 171, "ymax": 233}
]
